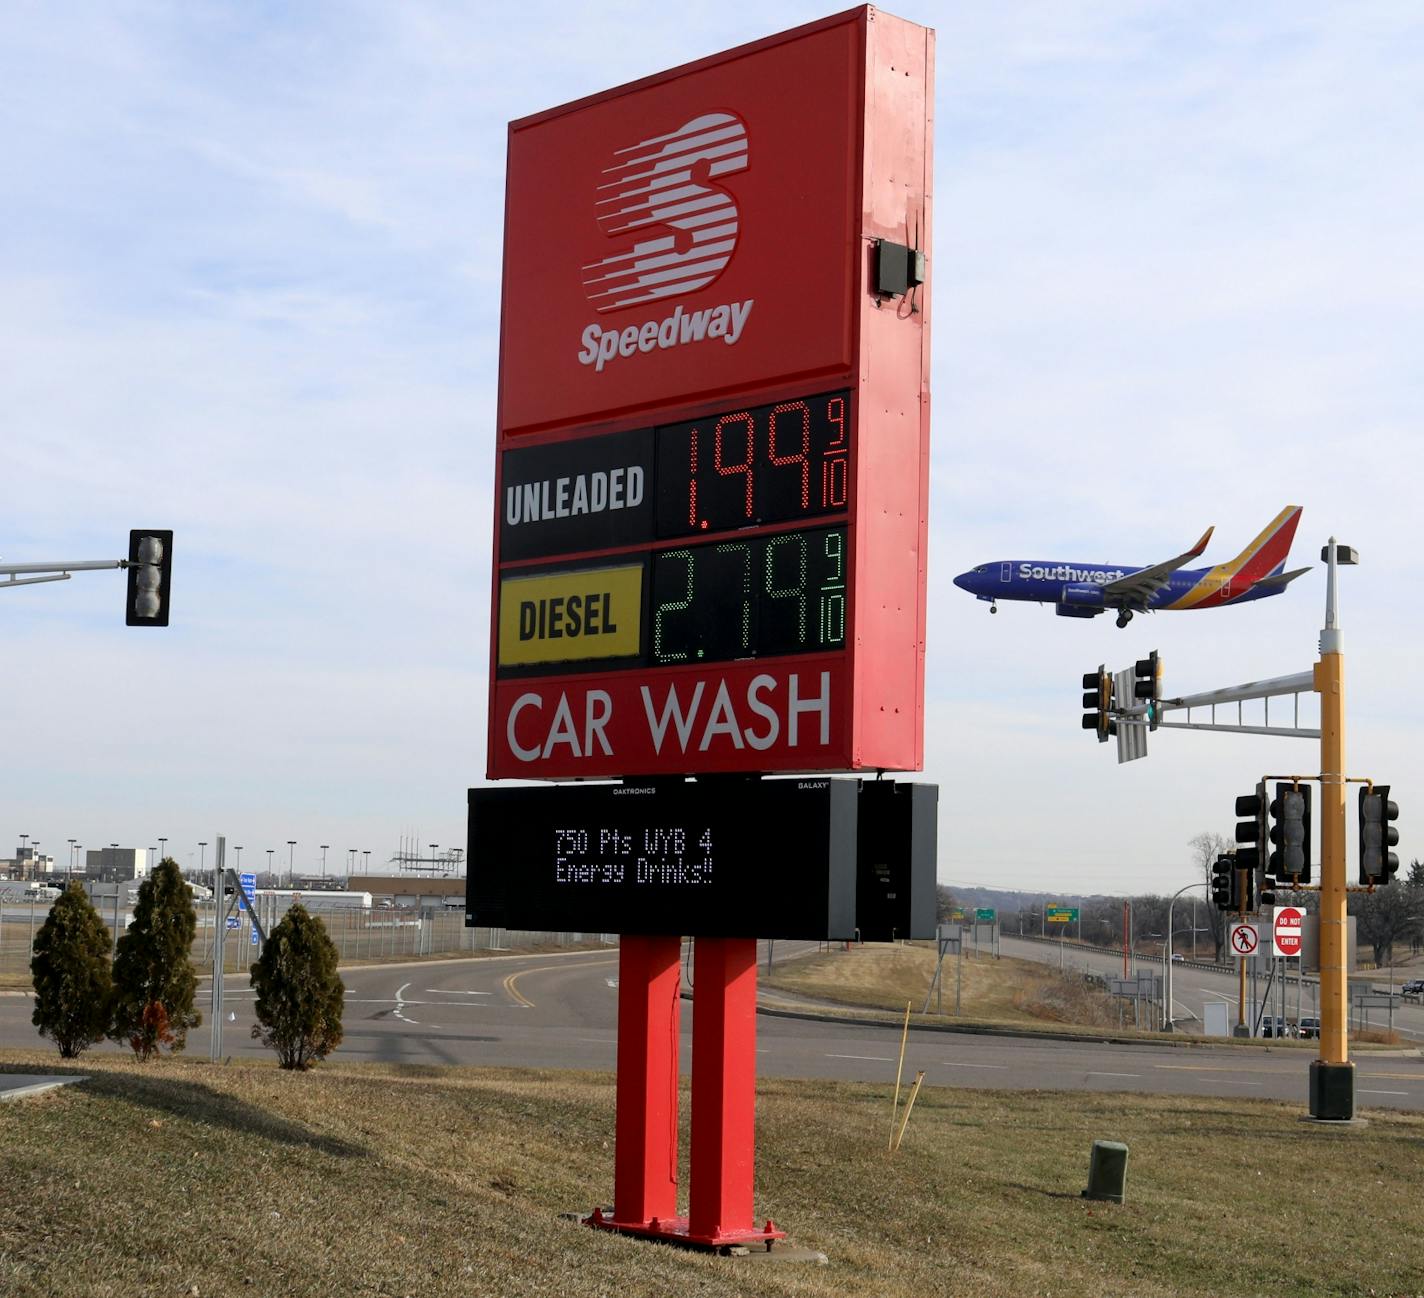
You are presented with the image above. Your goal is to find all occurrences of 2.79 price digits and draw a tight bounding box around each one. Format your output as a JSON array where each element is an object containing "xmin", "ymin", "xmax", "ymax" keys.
[
  {"xmin": 656, "ymin": 390, "xmax": 850, "ymax": 538},
  {"xmin": 652, "ymin": 525, "xmax": 848, "ymax": 665}
]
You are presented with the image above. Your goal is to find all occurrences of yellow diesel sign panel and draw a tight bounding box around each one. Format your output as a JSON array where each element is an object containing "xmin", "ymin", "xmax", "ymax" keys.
[{"xmin": 498, "ymin": 564, "xmax": 642, "ymax": 666}]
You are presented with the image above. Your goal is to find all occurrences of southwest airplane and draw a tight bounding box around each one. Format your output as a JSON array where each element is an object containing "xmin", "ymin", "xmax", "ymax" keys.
[{"xmin": 953, "ymin": 506, "xmax": 1308, "ymax": 627}]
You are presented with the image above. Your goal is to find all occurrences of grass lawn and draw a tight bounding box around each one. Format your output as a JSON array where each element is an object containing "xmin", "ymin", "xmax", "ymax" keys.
[
  {"xmin": 767, "ymin": 942, "xmax": 1134, "ymax": 1029},
  {"xmin": 2, "ymin": 1050, "xmax": 1421, "ymax": 1297}
]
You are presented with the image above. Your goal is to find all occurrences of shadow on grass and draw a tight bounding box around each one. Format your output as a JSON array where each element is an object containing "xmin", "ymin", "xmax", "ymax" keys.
[
  {"xmin": 1005, "ymin": 1182, "xmax": 1085, "ymax": 1201},
  {"xmin": 9, "ymin": 1063, "xmax": 365, "ymax": 1158}
]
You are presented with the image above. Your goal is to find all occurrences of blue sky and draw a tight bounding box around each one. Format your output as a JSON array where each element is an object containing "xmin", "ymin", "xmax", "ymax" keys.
[{"xmin": 2, "ymin": 2, "xmax": 1420, "ymax": 892}]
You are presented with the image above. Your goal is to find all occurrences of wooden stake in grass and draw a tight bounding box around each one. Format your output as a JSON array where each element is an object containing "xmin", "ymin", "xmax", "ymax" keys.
[
  {"xmin": 893, "ymin": 1071, "xmax": 926, "ymax": 1152},
  {"xmin": 889, "ymin": 1000, "xmax": 911, "ymax": 1150}
]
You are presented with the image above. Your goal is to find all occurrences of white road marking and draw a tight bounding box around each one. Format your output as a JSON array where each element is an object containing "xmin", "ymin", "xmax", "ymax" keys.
[
  {"xmin": 939, "ymin": 1061, "xmax": 1007, "ymax": 1070},
  {"xmin": 826, "ymin": 1053, "xmax": 893, "ymax": 1062},
  {"xmin": 1086, "ymin": 1071, "xmax": 1141, "ymax": 1079},
  {"xmin": 424, "ymin": 989, "xmax": 492, "ymax": 996},
  {"xmin": 1360, "ymin": 1089, "xmax": 1408, "ymax": 1097},
  {"xmin": 394, "ymin": 982, "xmax": 418, "ymax": 1026}
]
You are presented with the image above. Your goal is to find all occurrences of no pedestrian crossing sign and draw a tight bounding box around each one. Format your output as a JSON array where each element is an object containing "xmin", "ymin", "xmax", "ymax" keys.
[
  {"xmin": 1228, "ymin": 921, "xmax": 1261, "ymax": 958},
  {"xmin": 1272, "ymin": 906, "xmax": 1304, "ymax": 958}
]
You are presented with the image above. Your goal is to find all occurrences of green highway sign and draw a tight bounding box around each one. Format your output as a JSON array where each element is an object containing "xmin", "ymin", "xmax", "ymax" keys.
[
  {"xmin": 1045, "ymin": 905, "xmax": 1079, "ymax": 924},
  {"xmin": 975, "ymin": 908, "xmax": 996, "ymax": 922}
]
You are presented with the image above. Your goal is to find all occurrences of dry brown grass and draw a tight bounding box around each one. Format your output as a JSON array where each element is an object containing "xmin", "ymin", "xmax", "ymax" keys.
[
  {"xmin": 767, "ymin": 942, "xmax": 1129, "ymax": 1029},
  {"xmin": 2, "ymin": 1050, "xmax": 1422, "ymax": 1297}
]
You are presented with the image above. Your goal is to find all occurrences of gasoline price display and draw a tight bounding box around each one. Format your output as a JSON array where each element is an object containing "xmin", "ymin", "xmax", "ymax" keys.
[
  {"xmin": 651, "ymin": 525, "xmax": 847, "ymax": 665},
  {"xmin": 655, "ymin": 390, "xmax": 850, "ymax": 538}
]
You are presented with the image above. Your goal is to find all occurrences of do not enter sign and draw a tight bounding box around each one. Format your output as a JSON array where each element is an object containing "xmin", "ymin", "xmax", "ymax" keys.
[{"xmin": 1272, "ymin": 906, "xmax": 1304, "ymax": 958}]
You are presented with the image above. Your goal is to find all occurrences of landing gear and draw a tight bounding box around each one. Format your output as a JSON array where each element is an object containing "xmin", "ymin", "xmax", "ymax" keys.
[
  {"xmin": 1115, "ymin": 609, "xmax": 1134, "ymax": 628},
  {"xmin": 989, "ymin": 601, "xmax": 998, "ymax": 614}
]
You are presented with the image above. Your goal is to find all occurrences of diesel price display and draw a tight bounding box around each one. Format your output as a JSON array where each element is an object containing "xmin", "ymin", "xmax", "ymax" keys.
[{"xmin": 495, "ymin": 389, "xmax": 852, "ymax": 676}]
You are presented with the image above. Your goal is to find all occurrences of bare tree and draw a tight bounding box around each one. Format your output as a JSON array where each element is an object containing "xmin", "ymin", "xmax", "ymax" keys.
[
  {"xmin": 1351, "ymin": 873, "xmax": 1424, "ymax": 970},
  {"xmin": 1190, "ymin": 831, "xmax": 1233, "ymax": 959}
]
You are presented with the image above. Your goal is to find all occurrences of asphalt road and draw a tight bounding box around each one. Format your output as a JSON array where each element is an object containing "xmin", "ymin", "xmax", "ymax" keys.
[
  {"xmin": 996, "ymin": 932, "xmax": 1424, "ymax": 1041},
  {"xmin": 5, "ymin": 943, "xmax": 1422, "ymax": 1111}
]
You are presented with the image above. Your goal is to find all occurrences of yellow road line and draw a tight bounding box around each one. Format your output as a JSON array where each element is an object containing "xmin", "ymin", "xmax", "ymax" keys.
[{"xmin": 501, "ymin": 956, "xmax": 618, "ymax": 1009}]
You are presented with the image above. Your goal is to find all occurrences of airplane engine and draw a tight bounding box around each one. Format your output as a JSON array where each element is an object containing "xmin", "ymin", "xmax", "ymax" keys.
[
  {"xmin": 1059, "ymin": 583, "xmax": 1105, "ymax": 608},
  {"xmin": 1055, "ymin": 602, "xmax": 1099, "ymax": 618}
]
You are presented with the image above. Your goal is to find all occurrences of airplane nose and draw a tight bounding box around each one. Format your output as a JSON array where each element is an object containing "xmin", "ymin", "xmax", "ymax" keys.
[{"xmin": 953, "ymin": 571, "xmax": 974, "ymax": 592}]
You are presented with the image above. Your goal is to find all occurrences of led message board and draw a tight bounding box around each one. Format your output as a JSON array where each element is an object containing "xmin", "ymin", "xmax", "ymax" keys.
[
  {"xmin": 466, "ymin": 779, "xmax": 857, "ymax": 939},
  {"xmin": 488, "ymin": 8, "xmax": 933, "ymax": 780}
]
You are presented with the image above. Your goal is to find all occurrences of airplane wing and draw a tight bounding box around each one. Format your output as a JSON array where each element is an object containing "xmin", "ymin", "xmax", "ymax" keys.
[{"xmin": 1101, "ymin": 526, "xmax": 1214, "ymax": 609}]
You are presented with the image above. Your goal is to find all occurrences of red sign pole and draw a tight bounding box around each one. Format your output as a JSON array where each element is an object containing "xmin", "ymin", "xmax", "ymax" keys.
[
  {"xmin": 687, "ymin": 937, "xmax": 770, "ymax": 1245},
  {"xmin": 609, "ymin": 935, "xmax": 681, "ymax": 1228}
]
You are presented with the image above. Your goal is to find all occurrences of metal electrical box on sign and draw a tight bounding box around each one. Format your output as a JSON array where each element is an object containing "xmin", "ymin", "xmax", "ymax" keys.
[
  {"xmin": 487, "ymin": 6, "xmax": 934, "ymax": 781},
  {"xmin": 854, "ymin": 780, "xmax": 936, "ymax": 941},
  {"xmin": 466, "ymin": 779, "xmax": 858, "ymax": 939}
]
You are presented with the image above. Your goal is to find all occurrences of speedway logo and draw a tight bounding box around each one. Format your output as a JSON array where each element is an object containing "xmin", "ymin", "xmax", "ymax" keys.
[{"xmin": 577, "ymin": 110, "xmax": 752, "ymax": 370}]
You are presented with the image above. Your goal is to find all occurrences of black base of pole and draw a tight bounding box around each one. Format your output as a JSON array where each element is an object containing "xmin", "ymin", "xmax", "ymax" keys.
[{"xmin": 1309, "ymin": 1060, "xmax": 1355, "ymax": 1121}]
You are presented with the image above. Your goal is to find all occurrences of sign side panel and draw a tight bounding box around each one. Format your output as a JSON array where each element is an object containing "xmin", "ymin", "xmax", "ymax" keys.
[{"xmin": 850, "ymin": 11, "xmax": 933, "ymax": 771}]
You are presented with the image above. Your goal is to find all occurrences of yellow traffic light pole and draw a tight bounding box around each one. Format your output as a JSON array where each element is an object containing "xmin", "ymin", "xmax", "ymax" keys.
[{"xmin": 1312, "ymin": 539, "xmax": 1356, "ymax": 1120}]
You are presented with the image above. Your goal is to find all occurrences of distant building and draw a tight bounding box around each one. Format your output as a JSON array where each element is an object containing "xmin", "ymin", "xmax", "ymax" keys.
[
  {"xmin": 5, "ymin": 847, "xmax": 56, "ymax": 880},
  {"xmin": 85, "ymin": 847, "xmax": 149, "ymax": 883},
  {"xmin": 356, "ymin": 874, "xmax": 464, "ymax": 909}
]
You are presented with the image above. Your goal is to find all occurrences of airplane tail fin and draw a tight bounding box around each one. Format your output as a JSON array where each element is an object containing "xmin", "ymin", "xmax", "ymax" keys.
[{"xmin": 1224, "ymin": 506, "xmax": 1303, "ymax": 587}]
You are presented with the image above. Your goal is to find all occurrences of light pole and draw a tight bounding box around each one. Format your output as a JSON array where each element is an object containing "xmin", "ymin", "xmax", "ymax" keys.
[
  {"xmin": 1163, "ymin": 882, "xmax": 1208, "ymax": 1032},
  {"xmin": 362, "ymin": 849, "xmax": 370, "ymax": 876},
  {"xmin": 68, "ymin": 839, "xmax": 76, "ymax": 883},
  {"xmin": 158, "ymin": 836, "xmax": 167, "ymax": 864},
  {"xmin": 348, "ymin": 848, "xmax": 356, "ymax": 877},
  {"xmin": 266, "ymin": 849, "xmax": 274, "ymax": 882},
  {"xmin": 74, "ymin": 844, "xmax": 83, "ymax": 884},
  {"xmin": 321, "ymin": 845, "xmax": 329, "ymax": 884},
  {"xmin": 32, "ymin": 842, "xmax": 41, "ymax": 879},
  {"xmin": 287, "ymin": 841, "xmax": 296, "ymax": 887},
  {"xmin": 430, "ymin": 844, "xmax": 438, "ymax": 872},
  {"xmin": 199, "ymin": 841, "xmax": 207, "ymax": 882}
]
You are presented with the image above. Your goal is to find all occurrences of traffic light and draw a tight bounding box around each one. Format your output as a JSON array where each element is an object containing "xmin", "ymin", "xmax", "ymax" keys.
[
  {"xmin": 1210, "ymin": 853, "xmax": 1238, "ymax": 910},
  {"xmin": 1234, "ymin": 781, "xmax": 1268, "ymax": 873},
  {"xmin": 1359, "ymin": 784, "xmax": 1400, "ymax": 885},
  {"xmin": 1258, "ymin": 874, "xmax": 1276, "ymax": 909},
  {"xmin": 125, "ymin": 529, "xmax": 173, "ymax": 627},
  {"xmin": 1268, "ymin": 781, "xmax": 1313, "ymax": 883},
  {"xmin": 1081, "ymin": 666, "xmax": 1114, "ymax": 743},
  {"xmin": 1133, "ymin": 650, "xmax": 1163, "ymax": 730}
]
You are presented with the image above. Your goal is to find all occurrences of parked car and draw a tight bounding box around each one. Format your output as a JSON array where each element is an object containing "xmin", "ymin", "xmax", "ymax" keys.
[
  {"xmin": 1401, "ymin": 979, "xmax": 1424, "ymax": 997},
  {"xmin": 1261, "ymin": 1016, "xmax": 1296, "ymax": 1039},
  {"xmin": 1298, "ymin": 1016, "xmax": 1321, "ymax": 1039},
  {"xmin": 1170, "ymin": 953, "xmax": 1185, "ymax": 963}
]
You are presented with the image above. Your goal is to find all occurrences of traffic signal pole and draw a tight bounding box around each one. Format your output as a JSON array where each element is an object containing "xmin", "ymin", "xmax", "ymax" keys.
[{"xmin": 1311, "ymin": 540, "xmax": 1355, "ymax": 1119}]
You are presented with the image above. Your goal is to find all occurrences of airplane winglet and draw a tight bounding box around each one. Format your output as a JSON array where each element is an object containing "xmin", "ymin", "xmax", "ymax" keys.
[{"xmin": 1188, "ymin": 526, "xmax": 1214, "ymax": 559}]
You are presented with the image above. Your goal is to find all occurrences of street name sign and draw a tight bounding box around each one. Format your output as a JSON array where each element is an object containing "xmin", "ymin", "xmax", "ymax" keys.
[
  {"xmin": 238, "ymin": 871, "xmax": 255, "ymax": 911},
  {"xmin": 975, "ymin": 908, "xmax": 996, "ymax": 923}
]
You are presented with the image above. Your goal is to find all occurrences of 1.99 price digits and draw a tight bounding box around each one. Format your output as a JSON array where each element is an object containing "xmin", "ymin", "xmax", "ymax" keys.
[{"xmin": 656, "ymin": 391, "xmax": 849, "ymax": 538}]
